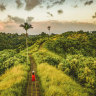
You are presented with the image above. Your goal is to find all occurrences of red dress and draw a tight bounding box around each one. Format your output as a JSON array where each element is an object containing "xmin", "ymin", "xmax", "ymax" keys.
[{"xmin": 32, "ymin": 75, "xmax": 35, "ymax": 81}]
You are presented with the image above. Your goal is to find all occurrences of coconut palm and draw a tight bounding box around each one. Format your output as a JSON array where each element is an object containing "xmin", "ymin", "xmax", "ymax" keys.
[
  {"xmin": 20, "ymin": 22, "xmax": 33, "ymax": 64},
  {"xmin": 47, "ymin": 26, "xmax": 51, "ymax": 39}
]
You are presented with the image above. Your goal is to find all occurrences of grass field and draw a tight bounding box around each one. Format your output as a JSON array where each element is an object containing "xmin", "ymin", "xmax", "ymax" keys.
[{"xmin": 37, "ymin": 63, "xmax": 89, "ymax": 96}]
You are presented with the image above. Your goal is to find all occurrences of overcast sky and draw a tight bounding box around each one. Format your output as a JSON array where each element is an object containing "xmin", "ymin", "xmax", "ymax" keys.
[{"xmin": 0, "ymin": 0, "xmax": 96, "ymax": 35}]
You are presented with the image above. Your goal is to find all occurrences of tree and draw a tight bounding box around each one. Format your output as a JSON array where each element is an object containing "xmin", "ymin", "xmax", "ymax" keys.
[
  {"xmin": 47, "ymin": 26, "xmax": 51, "ymax": 39},
  {"xmin": 20, "ymin": 22, "xmax": 33, "ymax": 64}
]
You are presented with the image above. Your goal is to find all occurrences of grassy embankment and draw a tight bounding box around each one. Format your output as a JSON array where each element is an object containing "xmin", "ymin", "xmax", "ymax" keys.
[
  {"xmin": 30, "ymin": 41, "xmax": 90, "ymax": 96},
  {"xmin": 0, "ymin": 49, "xmax": 30, "ymax": 96}
]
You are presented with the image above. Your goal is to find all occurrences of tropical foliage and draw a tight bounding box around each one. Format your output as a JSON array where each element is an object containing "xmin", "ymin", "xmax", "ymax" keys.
[
  {"xmin": 44, "ymin": 31, "xmax": 96, "ymax": 57},
  {"xmin": 0, "ymin": 31, "xmax": 96, "ymax": 96},
  {"xmin": 0, "ymin": 32, "xmax": 44, "ymax": 52}
]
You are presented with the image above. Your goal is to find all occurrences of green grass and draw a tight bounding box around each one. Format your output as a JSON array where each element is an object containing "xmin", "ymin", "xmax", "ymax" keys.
[
  {"xmin": 37, "ymin": 63, "xmax": 88, "ymax": 96},
  {"xmin": 0, "ymin": 48, "xmax": 30, "ymax": 96},
  {"xmin": 0, "ymin": 64, "xmax": 29, "ymax": 96},
  {"xmin": 32, "ymin": 48, "xmax": 62, "ymax": 66},
  {"xmin": 32, "ymin": 45, "xmax": 94, "ymax": 95}
]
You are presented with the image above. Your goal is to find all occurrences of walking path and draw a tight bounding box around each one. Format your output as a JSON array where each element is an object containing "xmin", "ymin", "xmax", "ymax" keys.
[{"xmin": 25, "ymin": 54, "xmax": 41, "ymax": 96}]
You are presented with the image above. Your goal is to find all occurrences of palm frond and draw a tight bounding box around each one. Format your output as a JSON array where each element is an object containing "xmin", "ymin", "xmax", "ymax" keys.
[
  {"xmin": 48, "ymin": 26, "xmax": 51, "ymax": 30},
  {"xmin": 20, "ymin": 22, "xmax": 33, "ymax": 31},
  {"xmin": 29, "ymin": 24, "xmax": 33, "ymax": 28}
]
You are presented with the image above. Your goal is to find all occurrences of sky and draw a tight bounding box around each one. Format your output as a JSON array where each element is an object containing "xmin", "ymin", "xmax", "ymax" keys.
[{"xmin": 0, "ymin": 0, "xmax": 96, "ymax": 35}]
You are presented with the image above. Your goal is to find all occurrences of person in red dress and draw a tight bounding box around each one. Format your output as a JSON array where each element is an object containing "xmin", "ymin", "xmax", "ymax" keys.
[{"xmin": 32, "ymin": 71, "xmax": 35, "ymax": 81}]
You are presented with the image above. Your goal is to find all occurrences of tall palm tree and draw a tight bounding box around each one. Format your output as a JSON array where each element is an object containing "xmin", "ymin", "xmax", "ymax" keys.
[
  {"xmin": 47, "ymin": 26, "xmax": 51, "ymax": 39},
  {"xmin": 20, "ymin": 22, "xmax": 33, "ymax": 64}
]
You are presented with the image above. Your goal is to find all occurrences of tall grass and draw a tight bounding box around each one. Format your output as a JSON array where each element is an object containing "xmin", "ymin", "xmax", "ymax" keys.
[
  {"xmin": 32, "ymin": 48, "xmax": 62, "ymax": 66},
  {"xmin": 0, "ymin": 48, "xmax": 30, "ymax": 96},
  {"xmin": 32, "ymin": 46, "xmax": 93, "ymax": 95},
  {"xmin": 0, "ymin": 64, "xmax": 29, "ymax": 96},
  {"xmin": 37, "ymin": 63, "xmax": 88, "ymax": 96}
]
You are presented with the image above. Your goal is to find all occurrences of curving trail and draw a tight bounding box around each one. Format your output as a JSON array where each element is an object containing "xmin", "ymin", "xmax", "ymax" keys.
[
  {"xmin": 25, "ymin": 54, "xmax": 41, "ymax": 96},
  {"xmin": 24, "ymin": 41, "xmax": 45, "ymax": 96}
]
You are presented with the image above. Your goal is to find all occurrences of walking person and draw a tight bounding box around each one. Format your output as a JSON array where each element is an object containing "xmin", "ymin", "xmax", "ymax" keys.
[{"xmin": 32, "ymin": 71, "xmax": 35, "ymax": 81}]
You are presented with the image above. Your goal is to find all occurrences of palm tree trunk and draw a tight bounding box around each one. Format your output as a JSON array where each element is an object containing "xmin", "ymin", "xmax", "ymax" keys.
[
  {"xmin": 48, "ymin": 30, "xmax": 50, "ymax": 39},
  {"xmin": 26, "ymin": 30, "xmax": 28, "ymax": 65}
]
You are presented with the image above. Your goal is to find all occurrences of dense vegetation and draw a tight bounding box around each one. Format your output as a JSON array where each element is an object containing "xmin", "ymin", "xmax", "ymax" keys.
[
  {"xmin": 45, "ymin": 31, "xmax": 96, "ymax": 57},
  {"xmin": 0, "ymin": 49, "xmax": 17, "ymax": 75},
  {"xmin": 0, "ymin": 32, "xmax": 48, "ymax": 96},
  {"xmin": 0, "ymin": 31, "xmax": 96, "ymax": 96},
  {"xmin": 32, "ymin": 46, "xmax": 94, "ymax": 96},
  {"xmin": 0, "ymin": 49, "xmax": 30, "ymax": 96},
  {"xmin": 43, "ymin": 31, "xmax": 96, "ymax": 95},
  {"xmin": 0, "ymin": 32, "xmax": 48, "ymax": 52},
  {"xmin": 31, "ymin": 31, "xmax": 96, "ymax": 96}
]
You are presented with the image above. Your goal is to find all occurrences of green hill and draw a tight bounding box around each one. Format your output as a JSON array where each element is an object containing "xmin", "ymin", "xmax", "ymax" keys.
[{"xmin": 0, "ymin": 31, "xmax": 96, "ymax": 96}]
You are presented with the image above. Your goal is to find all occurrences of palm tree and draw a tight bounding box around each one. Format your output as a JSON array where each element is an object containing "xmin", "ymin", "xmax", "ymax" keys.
[
  {"xmin": 47, "ymin": 26, "xmax": 51, "ymax": 39},
  {"xmin": 20, "ymin": 22, "xmax": 33, "ymax": 64}
]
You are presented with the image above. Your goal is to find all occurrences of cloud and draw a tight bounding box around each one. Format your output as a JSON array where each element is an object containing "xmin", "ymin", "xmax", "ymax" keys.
[
  {"xmin": 84, "ymin": 0, "xmax": 93, "ymax": 6},
  {"xmin": 7, "ymin": 15, "xmax": 34, "ymax": 24},
  {"xmin": 92, "ymin": 12, "xmax": 96, "ymax": 19},
  {"xmin": 0, "ymin": 25, "xmax": 4, "ymax": 30},
  {"xmin": 73, "ymin": 5, "xmax": 78, "ymax": 8},
  {"xmin": 0, "ymin": 22, "xmax": 4, "ymax": 30},
  {"xmin": 39, "ymin": 5, "xmax": 43, "ymax": 8},
  {"xmin": 0, "ymin": 20, "xmax": 23, "ymax": 34},
  {"xmin": 47, "ymin": 12, "xmax": 53, "ymax": 17},
  {"xmin": 0, "ymin": 3, "xmax": 6, "ymax": 11},
  {"xmin": 25, "ymin": 0, "xmax": 40, "ymax": 11},
  {"xmin": 8, "ymin": 15, "xmax": 25, "ymax": 23},
  {"xmin": 57, "ymin": 10, "xmax": 63, "ymax": 14},
  {"xmin": 47, "ymin": 5, "xmax": 52, "ymax": 9},
  {"xmin": 1, "ymin": 20, "xmax": 96, "ymax": 34},
  {"xmin": 26, "ymin": 21, "xmax": 96, "ymax": 34},
  {"xmin": 16, "ymin": 0, "xmax": 23, "ymax": 8},
  {"xmin": 51, "ymin": 0, "xmax": 65, "ymax": 5},
  {"xmin": 5, "ymin": 25, "xmax": 14, "ymax": 28},
  {"xmin": 46, "ymin": 0, "xmax": 65, "ymax": 9},
  {"xmin": 26, "ymin": 16, "xmax": 34, "ymax": 23},
  {"xmin": 0, "ymin": 21, "xmax": 16, "ymax": 31}
]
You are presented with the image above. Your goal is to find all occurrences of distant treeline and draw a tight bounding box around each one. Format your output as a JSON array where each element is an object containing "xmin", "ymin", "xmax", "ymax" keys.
[
  {"xmin": 0, "ymin": 32, "xmax": 48, "ymax": 52},
  {"xmin": 0, "ymin": 31, "xmax": 96, "ymax": 56},
  {"xmin": 44, "ymin": 30, "xmax": 96, "ymax": 57}
]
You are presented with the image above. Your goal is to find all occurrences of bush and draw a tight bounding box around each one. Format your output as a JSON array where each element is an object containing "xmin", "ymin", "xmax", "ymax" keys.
[
  {"xmin": 58, "ymin": 54, "xmax": 96, "ymax": 95},
  {"xmin": 44, "ymin": 56, "xmax": 59, "ymax": 67},
  {"xmin": 32, "ymin": 48, "xmax": 61, "ymax": 67},
  {"xmin": 0, "ymin": 53, "xmax": 26, "ymax": 75}
]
